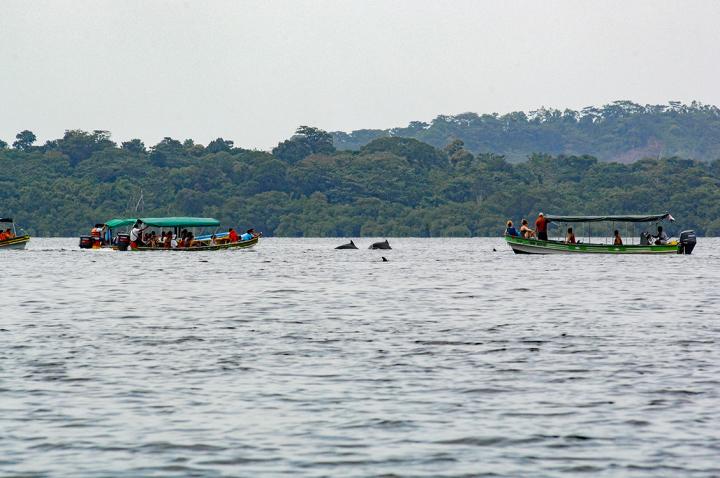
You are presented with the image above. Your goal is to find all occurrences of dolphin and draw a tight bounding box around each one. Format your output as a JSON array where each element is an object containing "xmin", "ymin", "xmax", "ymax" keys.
[
  {"xmin": 369, "ymin": 239, "xmax": 391, "ymax": 250},
  {"xmin": 335, "ymin": 240, "xmax": 358, "ymax": 250}
]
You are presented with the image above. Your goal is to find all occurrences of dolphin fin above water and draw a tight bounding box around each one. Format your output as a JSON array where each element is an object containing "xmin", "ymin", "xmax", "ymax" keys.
[
  {"xmin": 335, "ymin": 240, "xmax": 358, "ymax": 250},
  {"xmin": 369, "ymin": 240, "xmax": 391, "ymax": 250}
]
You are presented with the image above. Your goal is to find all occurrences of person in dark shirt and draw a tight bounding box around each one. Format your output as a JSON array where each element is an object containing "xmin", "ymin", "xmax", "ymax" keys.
[
  {"xmin": 565, "ymin": 227, "xmax": 576, "ymax": 244},
  {"xmin": 520, "ymin": 219, "xmax": 535, "ymax": 239},
  {"xmin": 614, "ymin": 230, "xmax": 623, "ymax": 245}
]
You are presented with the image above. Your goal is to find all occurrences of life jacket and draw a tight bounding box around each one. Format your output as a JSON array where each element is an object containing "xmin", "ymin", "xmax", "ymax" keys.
[{"xmin": 91, "ymin": 227, "xmax": 101, "ymax": 238}]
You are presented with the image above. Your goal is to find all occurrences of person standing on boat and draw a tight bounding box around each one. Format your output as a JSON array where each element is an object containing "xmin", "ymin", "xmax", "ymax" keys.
[
  {"xmin": 130, "ymin": 221, "xmax": 148, "ymax": 249},
  {"xmin": 535, "ymin": 212, "xmax": 548, "ymax": 241}
]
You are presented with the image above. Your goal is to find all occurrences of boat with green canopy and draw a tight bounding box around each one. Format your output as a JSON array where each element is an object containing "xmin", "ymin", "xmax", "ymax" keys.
[
  {"xmin": 0, "ymin": 217, "xmax": 31, "ymax": 250},
  {"xmin": 505, "ymin": 212, "xmax": 696, "ymax": 255},
  {"xmin": 79, "ymin": 216, "xmax": 259, "ymax": 251}
]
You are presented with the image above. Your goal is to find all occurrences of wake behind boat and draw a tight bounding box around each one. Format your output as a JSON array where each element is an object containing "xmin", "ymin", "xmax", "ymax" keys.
[
  {"xmin": 79, "ymin": 217, "xmax": 260, "ymax": 251},
  {"xmin": 505, "ymin": 213, "xmax": 696, "ymax": 255}
]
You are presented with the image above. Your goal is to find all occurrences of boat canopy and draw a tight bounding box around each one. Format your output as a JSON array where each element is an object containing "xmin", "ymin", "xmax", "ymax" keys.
[
  {"xmin": 138, "ymin": 217, "xmax": 221, "ymax": 228},
  {"xmin": 545, "ymin": 213, "xmax": 673, "ymax": 223},
  {"xmin": 0, "ymin": 217, "xmax": 13, "ymax": 223},
  {"xmin": 104, "ymin": 217, "xmax": 221, "ymax": 229},
  {"xmin": 105, "ymin": 218, "xmax": 137, "ymax": 229}
]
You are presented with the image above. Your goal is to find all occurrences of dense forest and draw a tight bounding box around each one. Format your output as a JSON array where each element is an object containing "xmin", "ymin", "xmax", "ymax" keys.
[
  {"xmin": 2, "ymin": 103, "xmax": 720, "ymax": 237},
  {"xmin": 332, "ymin": 101, "xmax": 720, "ymax": 163}
]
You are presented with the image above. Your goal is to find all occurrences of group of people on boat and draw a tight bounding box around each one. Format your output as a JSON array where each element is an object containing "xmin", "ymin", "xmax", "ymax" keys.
[
  {"xmin": 0, "ymin": 228, "xmax": 16, "ymax": 241},
  {"xmin": 125, "ymin": 222, "xmax": 260, "ymax": 249},
  {"xmin": 505, "ymin": 213, "xmax": 670, "ymax": 246},
  {"xmin": 504, "ymin": 213, "xmax": 550, "ymax": 241}
]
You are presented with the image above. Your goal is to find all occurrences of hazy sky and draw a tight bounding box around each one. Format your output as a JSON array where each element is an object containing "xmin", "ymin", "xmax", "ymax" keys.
[{"xmin": 1, "ymin": 0, "xmax": 718, "ymax": 149}]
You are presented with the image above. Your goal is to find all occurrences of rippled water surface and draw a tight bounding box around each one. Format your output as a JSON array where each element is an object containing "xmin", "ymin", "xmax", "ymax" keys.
[{"xmin": 2, "ymin": 238, "xmax": 719, "ymax": 477}]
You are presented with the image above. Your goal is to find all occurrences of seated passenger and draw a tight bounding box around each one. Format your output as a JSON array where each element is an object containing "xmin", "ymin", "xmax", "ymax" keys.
[
  {"xmin": 228, "ymin": 228, "xmax": 239, "ymax": 243},
  {"xmin": 0, "ymin": 230, "xmax": 6, "ymax": 241},
  {"xmin": 519, "ymin": 219, "xmax": 535, "ymax": 239},
  {"xmin": 210, "ymin": 234, "xmax": 217, "ymax": 246},
  {"xmin": 240, "ymin": 229, "xmax": 254, "ymax": 241},
  {"xmin": 185, "ymin": 232, "xmax": 194, "ymax": 248},
  {"xmin": 613, "ymin": 230, "xmax": 623, "ymax": 246},
  {"xmin": 565, "ymin": 227, "xmax": 576, "ymax": 244},
  {"xmin": 653, "ymin": 226, "xmax": 668, "ymax": 245},
  {"xmin": 163, "ymin": 232, "xmax": 172, "ymax": 249},
  {"xmin": 505, "ymin": 220, "xmax": 519, "ymax": 237}
]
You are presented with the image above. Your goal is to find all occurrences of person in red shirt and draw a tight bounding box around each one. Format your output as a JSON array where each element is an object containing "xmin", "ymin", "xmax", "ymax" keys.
[
  {"xmin": 228, "ymin": 228, "xmax": 239, "ymax": 243},
  {"xmin": 535, "ymin": 212, "xmax": 548, "ymax": 241}
]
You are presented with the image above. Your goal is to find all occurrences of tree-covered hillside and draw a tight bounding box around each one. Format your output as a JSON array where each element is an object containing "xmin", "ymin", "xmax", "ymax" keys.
[
  {"xmin": 2, "ymin": 124, "xmax": 720, "ymax": 237},
  {"xmin": 332, "ymin": 101, "xmax": 720, "ymax": 163}
]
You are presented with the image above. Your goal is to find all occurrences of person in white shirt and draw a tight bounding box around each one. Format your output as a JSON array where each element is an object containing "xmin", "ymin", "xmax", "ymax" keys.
[
  {"xmin": 653, "ymin": 226, "xmax": 669, "ymax": 245},
  {"xmin": 129, "ymin": 221, "xmax": 148, "ymax": 248}
]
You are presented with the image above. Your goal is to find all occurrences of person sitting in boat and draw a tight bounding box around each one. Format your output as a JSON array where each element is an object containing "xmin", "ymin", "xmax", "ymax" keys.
[
  {"xmin": 653, "ymin": 226, "xmax": 669, "ymax": 245},
  {"xmin": 210, "ymin": 234, "xmax": 218, "ymax": 246},
  {"xmin": 185, "ymin": 232, "xmax": 194, "ymax": 248},
  {"xmin": 228, "ymin": 228, "xmax": 239, "ymax": 243},
  {"xmin": 565, "ymin": 227, "xmax": 576, "ymax": 244},
  {"xmin": 0, "ymin": 229, "xmax": 7, "ymax": 241},
  {"xmin": 520, "ymin": 219, "xmax": 535, "ymax": 239},
  {"xmin": 240, "ymin": 229, "xmax": 255, "ymax": 241},
  {"xmin": 535, "ymin": 212, "xmax": 548, "ymax": 241},
  {"xmin": 505, "ymin": 220, "xmax": 519, "ymax": 237},
  {"xmin": 614, "ymin": 230, "xmax": 623, "ymax": 246}
]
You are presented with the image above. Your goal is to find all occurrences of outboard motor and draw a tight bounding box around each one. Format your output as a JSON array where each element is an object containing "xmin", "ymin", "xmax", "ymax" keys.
[
  {"xmin": 79, "ymin": 235, "xmax": 93, "ymax": 249},
  {"xmin": 678, "ymin": 230, "xmax": 696, "ymax": 255},
  {"xmin": 116, "ymin": 234, "xmax": 130, "ymax": 251}
]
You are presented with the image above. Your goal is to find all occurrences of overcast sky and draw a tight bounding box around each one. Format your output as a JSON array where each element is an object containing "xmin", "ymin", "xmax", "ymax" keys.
[{"xmin": 1, "ymin": 0, "xmax": 718, "ymax": 149}]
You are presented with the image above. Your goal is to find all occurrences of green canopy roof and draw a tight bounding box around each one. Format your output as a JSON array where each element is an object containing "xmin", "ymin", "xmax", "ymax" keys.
[
  {"xmin": 139, "ymin": 217, "xmax": 220, "ymax": 228},
  {"xmin": 105, "ymin": 218, "xmax": 137, "ymax": 229},
  {"xmin": 104, "ymin": 217, "xmax": 220, "ymax": 228},
  {"xmin": 545, "ymin": 213, "xmax": 673, "ymax": 223}
]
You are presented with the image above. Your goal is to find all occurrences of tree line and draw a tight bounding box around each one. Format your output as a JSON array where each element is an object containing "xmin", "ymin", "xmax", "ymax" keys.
[
  {"xmin": 2, "ymin": 111, "xmax": 720, "ymax": 237},
  {"xmin": 332, "ymin": 101, "xmax": 720, "ymax": 163}
]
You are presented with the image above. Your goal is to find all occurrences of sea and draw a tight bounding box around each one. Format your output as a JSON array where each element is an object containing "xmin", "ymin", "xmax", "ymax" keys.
[{"xmin": 1, "ymin": 238, "xmax": 719, "ymax": 477}]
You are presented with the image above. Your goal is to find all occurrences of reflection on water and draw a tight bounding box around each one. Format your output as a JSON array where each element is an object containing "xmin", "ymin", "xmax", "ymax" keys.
[{"xmin": 1, "ymin": 238, "xmax": 719, "ymax": 477}]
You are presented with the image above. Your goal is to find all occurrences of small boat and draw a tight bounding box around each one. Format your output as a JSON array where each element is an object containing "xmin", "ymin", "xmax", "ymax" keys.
[
  {"xmin": 0, "ymin": 217, "xmax": 31, "ymax": 250},
  {"xmin": 505, "ymin": 213, "xmax": 696, "ymax": 255},
  {"xmin": 79, "ymin": 217, "xmax": 259, "ymax": 251}
]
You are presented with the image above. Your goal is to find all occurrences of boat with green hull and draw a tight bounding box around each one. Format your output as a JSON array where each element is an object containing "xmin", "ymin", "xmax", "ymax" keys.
[
  {"xmin": 505, "ymin": 235, "xmax": 680, "ymax": 254},
  {"xmin": 0, "ymin": 218, "xmax": 30, "ymax": 250},
  {"xmin": 505, "ymin": 213, "xmax": 696, "ymax": 255}
]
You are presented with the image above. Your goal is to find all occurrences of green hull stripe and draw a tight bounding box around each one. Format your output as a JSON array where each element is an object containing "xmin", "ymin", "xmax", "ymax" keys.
[{"xmin": 504, "ymin": 236, "xmax": 678, "ymax": 254}]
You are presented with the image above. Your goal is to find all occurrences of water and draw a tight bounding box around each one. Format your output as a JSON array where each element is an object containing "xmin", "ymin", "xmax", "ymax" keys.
[{"xmin": 1, "ymin": 238, "xmax": 719, "ymax": 477}]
